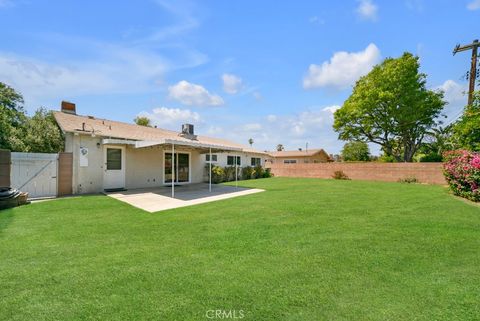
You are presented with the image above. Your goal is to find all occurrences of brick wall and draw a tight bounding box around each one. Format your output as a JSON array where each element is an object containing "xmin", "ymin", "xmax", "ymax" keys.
[{"xmin": 267, "ymin": 162, "xmax": 446, "ymax": 185}]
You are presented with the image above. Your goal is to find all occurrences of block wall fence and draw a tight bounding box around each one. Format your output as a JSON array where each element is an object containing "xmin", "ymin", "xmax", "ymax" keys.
[{"xmin": 266, "ymin": 162, "xmax": 446, "ymax": 185}]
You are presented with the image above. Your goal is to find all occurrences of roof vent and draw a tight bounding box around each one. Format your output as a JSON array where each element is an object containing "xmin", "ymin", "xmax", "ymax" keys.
[
  {"xmin": 61, "ymin": 101, "xmax": 76, "ymax": 115},
  {"xmin": 179, "ymin": 123, "xmax": 197, "ymax": 140},
  {"xmin": 182, "ymin": 124, "xmax": 194, "ymax": 135}
]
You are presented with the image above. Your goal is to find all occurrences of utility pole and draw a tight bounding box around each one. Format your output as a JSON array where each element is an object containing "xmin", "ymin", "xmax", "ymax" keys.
[{"xmin": 453, "ymin": 39, "xmax": 479, "ymax": 106}]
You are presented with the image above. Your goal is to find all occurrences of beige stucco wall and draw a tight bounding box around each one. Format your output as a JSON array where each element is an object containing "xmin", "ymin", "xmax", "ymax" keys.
[
  {"xmin": 202, "ymin": 152, "xmax": 267, "ymax": 168},
  {"xmin": 64, "ymin": 134, "xmax": 209, "ymax": 194},
  {"xmin": 125, "ymin": 145, "xmax": 163, "ymax": 189},
  {"xmin": 64, "ymin": 133, "xmax": 104, "ymax": 194}
]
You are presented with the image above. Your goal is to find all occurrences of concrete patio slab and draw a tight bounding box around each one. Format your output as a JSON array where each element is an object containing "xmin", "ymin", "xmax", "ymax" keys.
[{"xmin": 106, "ymin": 183, "xmax": 264, "ymax": 212}]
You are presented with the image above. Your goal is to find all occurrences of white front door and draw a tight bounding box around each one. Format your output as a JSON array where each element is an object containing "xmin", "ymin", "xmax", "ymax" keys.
[{"xmin": 104, "ymin": 146, "xmax": 125, "ymax": 190}]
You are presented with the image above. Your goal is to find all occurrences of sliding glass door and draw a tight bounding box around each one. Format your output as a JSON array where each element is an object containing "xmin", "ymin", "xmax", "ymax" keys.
[{"xmin": 164, "ymin": 152, "xmax": 190, "ymax": 183}]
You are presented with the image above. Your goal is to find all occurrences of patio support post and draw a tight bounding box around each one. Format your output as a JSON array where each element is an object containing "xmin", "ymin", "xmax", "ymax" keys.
[
  {"xmin": 209, "ymin": 147, "xmax": 212, "ymax": 192},
  {"xmin": 171, "ymin": 143, "xmax": 175, "ymax": 198},
  {"xmin": 235, "ymin": 155, "xmax": 238, "ymax": 188}
]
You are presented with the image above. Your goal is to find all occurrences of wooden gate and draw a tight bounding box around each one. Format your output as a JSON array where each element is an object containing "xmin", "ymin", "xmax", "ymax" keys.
[
  {"xmin": 11, "ymin": 152, "xmax": 58, "ymax": 198},
  {"xmin": 0, "ymin": 149, "xmax": 10, "ymax": 188},
  {"xmin": 58, "ymin": 153, "xmax": 73, "ymax": 196}
]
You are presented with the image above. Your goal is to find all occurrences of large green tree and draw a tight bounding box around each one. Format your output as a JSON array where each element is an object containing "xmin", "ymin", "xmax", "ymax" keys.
[
  {"xmin": 0, "ymin": 83, "xmax": 26, "ymax": 150},
  {"xmin": 0, "ymin": 82, "xmax": 63, "ymax": 152},
  {"xmin": 341, "ymin": 141, "xmax": 370, "ymax": 161},
  {"xmin": 13, "ymin": 108, "xmax": 64, "ymax": 153},
  {"xmin": 134, "ymin": 116, "xmax": 152, "ymax": 127},
  {"xmin": 333, "ymin": 53, "xmax": 446, "ymax": 162},
  {"xmin": 452, "ymin": 92, "xmax": 480, "ymax": 151}
]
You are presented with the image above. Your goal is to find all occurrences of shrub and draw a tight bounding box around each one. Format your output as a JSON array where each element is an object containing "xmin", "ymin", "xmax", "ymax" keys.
[
  {"xmin": 378, "ymin": 154, "xmax": 396, "ymax": 162},
  {"xmin": 241, "ymin": 166, "xmax": 255, "ymax": 180},
  {"xmin": 443, "ymin": 150, "xmax": 480, "ymax": 202},
  {"xmin": 262, "ymin": 168, "xmax": 272, "ymax": 178},
  {"xmin": 398, "ymin": 176, "xmax": 419, "ymax": 184},
  {"xmin": 332, "ymin": 170, "xmax": 350, "ymax": 180},
  {"xmin": 223, "ymin": 166, "xmax": 236, "ymax": 181},
  {"xmin": 253, "ymin": 165, "xmax": 264, "ymax": 179},
  {"xmin": 419, "ymin": 153, "xmax": 442, "ymax": 162},
  {"xmin": 205, "ymin": 165, "xmax": 226, "ymax": 184}
]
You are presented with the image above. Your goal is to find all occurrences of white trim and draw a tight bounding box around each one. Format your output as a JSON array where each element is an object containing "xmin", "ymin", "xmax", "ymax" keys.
[
  {"xmin": 102, "ymin": 138, "xmax": 137, "ymax": 145},
  {"xmin": 162, "ymin": 150, "xmax": 192, "ymax": 185},
  {"xmin": 132, "ymin": 138, "xmax": 243, "ymax": 151}
]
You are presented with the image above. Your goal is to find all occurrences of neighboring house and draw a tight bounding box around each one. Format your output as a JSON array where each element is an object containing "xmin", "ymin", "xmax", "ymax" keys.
[
  {"xmin": 267, "ymin": 149, "xmax": 332, "ymax": 164},
  {"xmin": 54, "ymin": 102, "xmax": 268, "ymax": 194}
]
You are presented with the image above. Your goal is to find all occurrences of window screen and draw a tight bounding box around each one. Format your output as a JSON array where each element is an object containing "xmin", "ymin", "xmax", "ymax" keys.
[
  {"xmin": 107, "ymin": 148, "xmax": 122, "ymax": 170},
  {"xmin": 251, "ymin": 157, "xmax": 261, "ymax": 166},
  {"xmin": 227, "ymin": 156, "xmax": 241, "ymax": 166},
  {"xmin": 206, "ymin": 154, "xmax": 217, "ymax": 162}
]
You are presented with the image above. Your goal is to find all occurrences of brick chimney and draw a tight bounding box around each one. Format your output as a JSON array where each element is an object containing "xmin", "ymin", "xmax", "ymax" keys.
[{"xmin": 61, "ymin": 101, "xmax": 76, "ymax": 115}]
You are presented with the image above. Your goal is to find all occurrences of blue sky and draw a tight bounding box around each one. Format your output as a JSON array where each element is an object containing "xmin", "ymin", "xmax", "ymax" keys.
[{"xmin": 0, "ymin": 0, "xmax": 478, "ymax": 153}]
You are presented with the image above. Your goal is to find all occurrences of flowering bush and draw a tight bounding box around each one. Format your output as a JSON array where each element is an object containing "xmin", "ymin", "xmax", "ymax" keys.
[{"xmin": 443, "ymin": 150, "xmax": 480, "ymax": 202}]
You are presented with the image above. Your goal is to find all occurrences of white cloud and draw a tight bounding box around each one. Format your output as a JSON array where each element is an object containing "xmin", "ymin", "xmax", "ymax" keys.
[
  {"xmin": 0, "ymin": 49, "xmax": 167, "ymax": 103},
  {"xmin": 242, "ymin": 123, "xmax": 262, "ymax": 131},
  {"xmin": 168, "ymin": 80, "xmax": 224, "ymax": 106},
  {"xmin": 266, "ymin": 114, "xmax": 277, "ymax": 122},
  {"xmin": 206, "ymin": 126, "xmax": 223, "ymax": 135},
  {"xmin": 405, "ymin": 0, "xmax": 423, "ymax": 11},
  {"xmin": 309, "ymin": 16, "xmax": 325, "ymax": 25},
  {"xmin": 322, "ymin": 105, "xmax": 341, "ymax": 114},
  {"xmin": 437, "ymin": 80, "xmax": 466, "ymax": 103},
  {"xmin": 217, "ymin": 105, "xmax": 343, "ymax": 153},
  {"xmin": 303, "ymin": 43, "xmax": 381, "ymax": 90},
  {"xmin": 467, "ymin": 0, "xmax": 480, "ymax": 10},
  {"xmin": 253, "ymin": 91, "xmax": 262, "ymax": 101},
  {"xmin": 0, "ymin": 0, "xmax": 13, "ymax": 8},
  {"xmin": 221, "ymin": 73, "xmax": 243, "ymax": 94},
  {"xmin": 138, "ymin": 107, "xmax": 200, "ymax": 129},
  {"xmin": 356, "ymin": 0, "xmax": 378, "ymax": 21},
  {"xmin": 436, "ymin": 80, "xmax": 468, "ymax": 122}
]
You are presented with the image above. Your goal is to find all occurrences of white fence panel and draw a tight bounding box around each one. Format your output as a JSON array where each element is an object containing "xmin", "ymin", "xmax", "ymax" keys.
[{"xmin": 11, "ymin": 152, "xmax": 58, "ymax": 198}]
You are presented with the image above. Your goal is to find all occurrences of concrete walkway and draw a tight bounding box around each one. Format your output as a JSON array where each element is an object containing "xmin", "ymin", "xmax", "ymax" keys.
[{"xmin": 106, "ymin": 183, "xmax": 264, "ymax": 212}]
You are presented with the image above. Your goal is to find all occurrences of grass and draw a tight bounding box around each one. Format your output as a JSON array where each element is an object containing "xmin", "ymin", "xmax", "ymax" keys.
[{"xmin": 0, "ymin": 177, "xmax": 479, "ymax": 321}]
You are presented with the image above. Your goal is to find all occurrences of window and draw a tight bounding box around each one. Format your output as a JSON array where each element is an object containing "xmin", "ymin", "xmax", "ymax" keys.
[
  {"xmin": 251, "ymin": 157, "xmax": 261, "ymax": 166},
  {"xmin": 106, "ymin": 148, "xmax": 122, "ymax": 170},
  {"xmin": 283, "ymin": 159, "xmax": 297, "ymax": 164},
  {"xmin": 205, "ymin": 154, "xmax": 217, "ymax": 162},
  {"xmin": 227, "ymin": 156, "xmax": 241, "ymax": 166}
]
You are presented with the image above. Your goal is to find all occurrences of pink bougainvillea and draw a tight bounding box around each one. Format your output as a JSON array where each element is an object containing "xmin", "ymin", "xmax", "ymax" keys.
[{"xmin": 443, "ymin": 150, "xmax": 480, "ymax": 202}]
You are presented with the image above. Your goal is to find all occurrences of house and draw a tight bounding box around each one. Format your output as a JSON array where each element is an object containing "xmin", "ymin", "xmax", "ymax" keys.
[
  {"xmin": 267, "ymin": 149, "xmax": 332, "ymax": 164},
  {"xmin": 53, "ymin": 102, "xmax": 268, "ymax": 194}
]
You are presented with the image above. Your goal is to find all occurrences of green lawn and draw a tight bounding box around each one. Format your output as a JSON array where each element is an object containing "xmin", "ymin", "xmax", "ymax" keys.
[{"xmin": 0, "ymin": 178, "xmax": 479, "ymax": 321}]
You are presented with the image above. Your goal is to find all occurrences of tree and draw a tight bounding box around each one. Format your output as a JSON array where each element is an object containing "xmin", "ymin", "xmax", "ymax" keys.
[
  {"xmin": 341, "ymin": 141, "xmax": 370, "ymax": 161},
  {"xmin": 276, "ymin": 144, "xmax": 284, "ymax": 151},
  {"xmin": 248, "ymin": 138, "xmax": 254, "ymax": 146},
  {"xmin": 452, "ymin": 92, "xmax": 480, "ymax": 151},
  {"xmin": 14, "ymin": 108, "xmax": 64, "ymax": 153},
  {"xmin": 134, "ymin": 116, "xmax": 152, "ymax": 127},
  {"xmin": 0, "ymin": 82, "xmax": 26, "ymax": 150},
  {"xmin": 417, "ymin": 125, "xmax": 454, "ymax": 161},
  {"xmin": 333, "ymin": 53, "xmax": 446, "ymax": 162}
]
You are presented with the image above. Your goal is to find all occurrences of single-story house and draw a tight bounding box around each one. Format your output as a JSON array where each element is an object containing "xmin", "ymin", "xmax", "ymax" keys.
[
  {"xmin": 267, "ymin": 149, "xmax": 332, "ymax": 164},
  {"xmin": 53, "ymin": 102, "xmax": 268, "ymax": 194}
]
